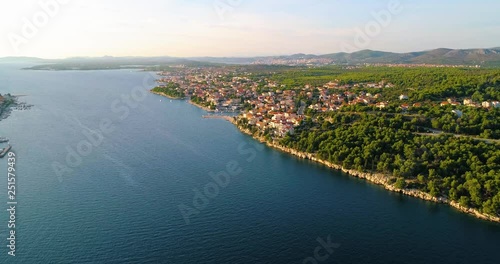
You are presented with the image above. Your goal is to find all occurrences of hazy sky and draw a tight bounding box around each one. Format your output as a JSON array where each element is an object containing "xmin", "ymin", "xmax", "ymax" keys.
[{"xmin": 1, "ymin": 0, "xmax": 499, "ymax": 58}]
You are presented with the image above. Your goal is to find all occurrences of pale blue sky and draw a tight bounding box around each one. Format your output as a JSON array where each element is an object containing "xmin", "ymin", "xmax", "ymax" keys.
[{"xmin": 1, "ymin": 0, "xmax": 499, "ymax": 58}]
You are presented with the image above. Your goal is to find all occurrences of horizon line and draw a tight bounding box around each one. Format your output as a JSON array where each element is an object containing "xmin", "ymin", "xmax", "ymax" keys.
[{"xmin": 2, "ymin": 46, "xmax": 500, "ymax": 61}]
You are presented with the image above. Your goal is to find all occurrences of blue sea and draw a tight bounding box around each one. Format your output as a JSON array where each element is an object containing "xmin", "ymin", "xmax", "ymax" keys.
[{"xmin": 0, "ymin": 63, "xmax": 499, "ymax": 263}]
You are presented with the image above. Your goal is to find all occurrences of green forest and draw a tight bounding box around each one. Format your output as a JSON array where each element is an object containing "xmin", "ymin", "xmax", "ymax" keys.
[
  {"xmin": 151, "ymin": 82, "xmax": 185, "ymax": 98},
  {"xmin": 270, "ymin": 66, "xmax": 500, "ymax": 100},
  {"xmin": 280, "ymin": 112, "xmax": 500, "ymax": 217},
  {"xmin": 241, "ymin": 66, "xmax": 500, "ymax": 217},
  {"xmin": 270, "ymin": 66, "xmax": 500, "ymax": 139}
]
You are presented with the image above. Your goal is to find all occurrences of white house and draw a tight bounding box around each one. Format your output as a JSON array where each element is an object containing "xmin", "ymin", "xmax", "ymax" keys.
[
  {"xmin": 464, "ymin": 99, "xmax": 474, "ymax": 106},
  {"xmin": 376, "ymin": 102, "xmax": 388, "ymax": 109},
  {"xmin": 482, "ymin": 101, "xmax": 492, "ymax": 108}
]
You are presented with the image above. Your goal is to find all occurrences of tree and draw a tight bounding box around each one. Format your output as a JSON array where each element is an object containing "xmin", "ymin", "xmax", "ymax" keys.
[
  {"xmin": 465, "ymin": 178, "xmax": 483, "ymax": 207},
  {"xmin": 459, "ymin": 196, "xmax": 471, "ymax": 207},
  {"xmin": 428, "ymin": 180, "xmax": 440, "ymax": 197},
  {"xmin": 395, "ymin": 178, "xmax": 406, "ymax": 189},
  {"xmin": 471, "ymin": 91, "xmax": 484, "ymax": 102}
]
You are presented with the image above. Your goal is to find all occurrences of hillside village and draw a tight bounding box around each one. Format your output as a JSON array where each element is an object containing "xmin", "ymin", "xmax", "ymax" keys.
[{"xmin": 152, "ymin": 67, "xmax": 500, "ymax": 138}]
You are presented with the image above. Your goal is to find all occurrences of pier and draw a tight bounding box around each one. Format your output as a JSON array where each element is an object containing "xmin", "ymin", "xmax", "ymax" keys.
[
  {"xmin": 0, "ymin": 145, "xmax": 12, "ymax": 158},
  {"xmin": 202, "ymin": 115, "xmax": 234, "ymax": 122}
]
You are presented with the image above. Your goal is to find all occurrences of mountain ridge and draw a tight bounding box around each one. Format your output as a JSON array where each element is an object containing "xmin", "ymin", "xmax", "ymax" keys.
[{"xmin": 4, "ymin": 47, "xmax": 500, "ymax": 67}]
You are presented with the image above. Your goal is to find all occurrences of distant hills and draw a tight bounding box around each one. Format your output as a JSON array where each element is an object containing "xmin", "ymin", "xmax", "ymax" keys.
[
  {"xmin": 194, "ymin": 48, "xmax": 500, "ymax": 66},
  {"xmin": 3, "ymin": 47, "xmax": 500, "ymax": 69},
  {"xmin": 0, "ymin": 56, "xmax": 48, "ymax": 63},
  {"xmin": 3, "ymin": 56, "xmax": 216, "ymax": 71},
  {"xmin": 320, "ymin": 48, "xmax": 500, "ymax": 66}
]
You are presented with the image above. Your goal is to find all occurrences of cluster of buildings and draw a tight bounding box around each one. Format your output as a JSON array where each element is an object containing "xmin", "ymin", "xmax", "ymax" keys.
[
  {"xmin": 251, "ymin": 57, "xmax": 335, "ymax": 66},
  {"xmin": 0, "ymin": 93, "xmax": 13, "ymax": 107},
  {"xmin": 441, "ymin": 98, "xmax": 500, "ymax": 109},
  {"xmin": 155, "ymin": 67, "xmax": 414, "ymax": 137},
  {"xmin": 157, "ymin": 68, "xmax": 308, "ymax": 136},
  {"xmin": 366, "ymin": 63, "xmax": 481, "ymax": 68},
  {"xmin": 242, "ymin": 90, "xmax": 303, "ymax": 137},
  {"xmin": 158, "ymin": 68, "xmax": 405, "ymax": 137},
  {"xmin": 157, "ymin": 68, "xmax": 256, "ymax": 111},
  {"xmin": 0, "ymin": 93, "xmax": 14, "ymax": 119},
  {"xmin": 323, "ymin": 80, "xmax": 395, "ymax": 90},
  {"xmin": 481, "ymin": 101, "xmax": 500, "ymax": 108},
  {"xmin": 155, "ymin": 66, "xmax": 498, "ymax": 138}
]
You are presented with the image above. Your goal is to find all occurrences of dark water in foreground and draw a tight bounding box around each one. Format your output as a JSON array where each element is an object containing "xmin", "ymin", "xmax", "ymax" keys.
[{"xmin": 0, "ymin": 63, "xmax": 499, "ymax": 263}]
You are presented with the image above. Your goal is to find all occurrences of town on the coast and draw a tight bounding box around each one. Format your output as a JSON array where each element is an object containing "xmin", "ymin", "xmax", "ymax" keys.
[
  {"xmin": 151, "ymin": 65, "xmax": 500, "ymax": 223},
  {"xmin": 151, "ymin": 66, "xmax": 500, "ymax": 140}
]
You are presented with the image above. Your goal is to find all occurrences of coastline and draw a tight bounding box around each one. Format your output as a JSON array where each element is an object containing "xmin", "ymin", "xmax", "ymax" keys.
[
  {"xmin": 188, "ymin": 100, "xmax": 215, "ymax": 112},
  {"xmin": 150, "ymin": 90, "xmax": 216, "ymax": 112},
  {"xmin": 229, "ymin": 119, "xmax": 500, "ymax": 224},
  {"xmin": 150, "ymin": 90, "xmax": 185, "ymax": 100},
  {"xmin": 0, "ymin": 95, "xmax": 19, "ymax": 122},
  {"xmin": 161, "ymin": 91, "xmax": 500, "ymax": 224},
  {"xmin": 266, "ymin": 141, "xmax": 500, "ymax": 223},
  {"xmin": 203, "ymin": 115, "xmax": 234, "ymax": 122}
]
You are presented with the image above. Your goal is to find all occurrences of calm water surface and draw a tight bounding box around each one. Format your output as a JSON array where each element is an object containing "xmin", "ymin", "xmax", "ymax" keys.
[{"xmin": 0, "ymin": 63, "xmax": 499, "ymax": 264}]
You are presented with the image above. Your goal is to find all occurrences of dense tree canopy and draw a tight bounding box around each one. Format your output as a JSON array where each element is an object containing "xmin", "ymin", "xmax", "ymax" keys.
[
  {"xmin": 151, "ymin": 82, "xmax": 185, "ymax": 98},
  {"xmin": 280, "ymin": 112, "xmax": 500, "ymax": 217}
]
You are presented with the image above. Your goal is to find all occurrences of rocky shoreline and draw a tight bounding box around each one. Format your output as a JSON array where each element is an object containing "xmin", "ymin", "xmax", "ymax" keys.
[
  {"xmin": 164, "ymin": 94, "xmax": 500, "ymax": 224},
  {"xmin": 150, "ymin": 91, "xmax": 185, "ymax": 100},
  {"xmin": 231, "ymin": 121, "xmax": 500, "ymax": 224}
]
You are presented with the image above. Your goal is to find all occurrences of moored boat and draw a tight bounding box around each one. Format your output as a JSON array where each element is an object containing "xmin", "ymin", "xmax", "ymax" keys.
[{"xmin": 0, "ymin": 145, "xmax": 12, "ymax": 158}]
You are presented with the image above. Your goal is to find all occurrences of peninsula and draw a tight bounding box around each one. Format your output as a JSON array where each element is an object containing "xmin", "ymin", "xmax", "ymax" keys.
[
  {"xmin": 0, "ymin": 93, "xmax": 17, "ymax": 121},
  {"xmin": 151, "ymin": 64, "xmax": 500, "ymax": 223}
]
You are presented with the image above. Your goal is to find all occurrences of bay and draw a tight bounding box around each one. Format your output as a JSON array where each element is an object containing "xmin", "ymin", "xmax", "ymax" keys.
[{"xmin": 0, "ymin": 63, "xmax": 499, "ymax": 264}]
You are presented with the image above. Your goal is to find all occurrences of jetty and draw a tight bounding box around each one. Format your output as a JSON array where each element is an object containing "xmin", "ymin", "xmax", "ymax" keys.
[{"xmin": 202, "ymin": 115, "xmax": 234, "ymax": 122}]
